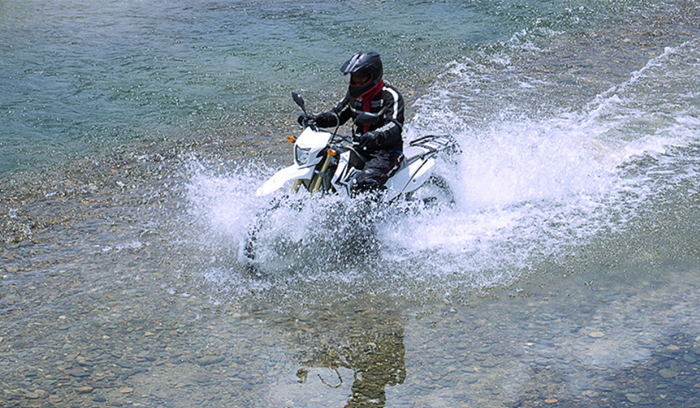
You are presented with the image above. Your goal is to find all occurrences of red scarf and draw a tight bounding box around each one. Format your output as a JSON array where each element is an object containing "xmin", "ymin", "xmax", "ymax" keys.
[{"xmin": 357, "ymin": 80, "xmax": 384, "ymax": 133}]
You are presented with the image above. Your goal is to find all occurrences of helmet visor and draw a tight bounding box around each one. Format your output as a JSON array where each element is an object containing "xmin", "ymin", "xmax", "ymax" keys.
[{"xmin": 350, "ymin": 72, "xmax": 371, "ymax": 86}]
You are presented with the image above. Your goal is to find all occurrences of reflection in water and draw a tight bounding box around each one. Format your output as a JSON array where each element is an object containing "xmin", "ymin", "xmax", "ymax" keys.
[{"xmin": 279, "ymin": 305, "xmax": 406, "ymax": 407}]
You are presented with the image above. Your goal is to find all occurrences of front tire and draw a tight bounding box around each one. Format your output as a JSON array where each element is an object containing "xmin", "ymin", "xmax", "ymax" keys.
[{"xmin": 239, "ymin": 196, "xmax": 286, "ymax": 277}]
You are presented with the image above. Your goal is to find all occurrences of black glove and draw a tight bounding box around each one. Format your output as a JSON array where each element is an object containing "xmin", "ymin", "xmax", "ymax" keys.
[
  {"xmin": 297, "ymin": 114, "xmax": 316, "ymax": 126},
  {"xmin": 314, "ymin": 112, "xmax": 337, "ymax": 127},
  {"xmin": 357, "ymin": 131, "xmax": 378, "ymax": 151}
]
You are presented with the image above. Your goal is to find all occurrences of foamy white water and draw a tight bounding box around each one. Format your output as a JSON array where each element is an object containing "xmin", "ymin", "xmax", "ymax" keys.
[{"xmin": 180, "ymin": 40, "xmax": 700, "ymax": 304}]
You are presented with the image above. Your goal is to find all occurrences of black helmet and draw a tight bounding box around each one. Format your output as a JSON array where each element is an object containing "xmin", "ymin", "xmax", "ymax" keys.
[{"xmin": 340, "ymin": 51, "xmax": 383, "ymax": 99}]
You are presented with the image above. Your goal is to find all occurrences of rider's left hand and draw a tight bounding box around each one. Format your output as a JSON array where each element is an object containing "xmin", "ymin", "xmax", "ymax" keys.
[{"xmin": 357, "ymin": 131, "xmax": 378, "ymax": 151}]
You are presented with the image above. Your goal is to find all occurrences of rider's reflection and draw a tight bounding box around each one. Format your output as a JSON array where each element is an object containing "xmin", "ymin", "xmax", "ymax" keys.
[
  {"xmin": 294, "ymin": 310, "xmax": 406, "ymax": 408},
  {"xmin": 344, "ymin": 325, "xmax": 405, "ymax": 407}
]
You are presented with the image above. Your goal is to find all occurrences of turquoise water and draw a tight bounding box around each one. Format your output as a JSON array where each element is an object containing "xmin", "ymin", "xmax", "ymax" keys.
[
  {"xmin": 1, "ymin": 0, "xmax": 644, "ymax": 173},
  {"xmin": 2, "ymin": 0, "xmax": 700, "ymax": 407},
  {"xmin": 1, "ymin": 0, "xmax": 496, "ymax": 172}
]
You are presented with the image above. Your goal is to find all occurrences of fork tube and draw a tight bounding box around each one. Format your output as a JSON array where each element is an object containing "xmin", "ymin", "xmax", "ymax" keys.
[{"xmin": 310, "ymin": 153, "xmax": 333, "ymax": 194}]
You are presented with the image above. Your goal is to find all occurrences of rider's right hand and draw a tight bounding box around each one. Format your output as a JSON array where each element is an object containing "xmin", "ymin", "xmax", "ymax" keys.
[{"xmin": 297, "ymin": 114, "xmax": 316, "ymax": 126}]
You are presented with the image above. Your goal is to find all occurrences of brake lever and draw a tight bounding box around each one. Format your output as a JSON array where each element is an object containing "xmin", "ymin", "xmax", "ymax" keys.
[{"xmin": 303, "ymin": 116, "xmax": 318, "ymax": 130}]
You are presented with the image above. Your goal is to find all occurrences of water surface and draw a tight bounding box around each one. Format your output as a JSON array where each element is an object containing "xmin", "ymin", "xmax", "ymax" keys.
[{"xmin": 2, "ymin": 0, "xmax": 700, "ymax": 407}]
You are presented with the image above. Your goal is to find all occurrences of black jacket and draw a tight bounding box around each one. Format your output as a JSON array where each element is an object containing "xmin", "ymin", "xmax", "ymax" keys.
[{"xmin": 315, "ymin": 82, "xmax": 404, "ymax": 152}]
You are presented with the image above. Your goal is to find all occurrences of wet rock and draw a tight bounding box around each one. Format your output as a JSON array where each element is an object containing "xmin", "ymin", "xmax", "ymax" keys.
[
  {"xmin": 197, "ymin": 355, "xmax": 224, "ymax": 366},
  {"xmin": 76, "ymin": 356, "xmax": 92, "ymax": 366},
  {"xmin": 92, "ymin": 394, "xmax": 107, "ymax": 402},
  {"xmin": 458, "ymin": 376, "xmax": 478, "ymax": 386},
  {"xmin": 136, "ymin": 350, "xmax": 156, "ymax": 361},
  {"xmin": 33, "ymin": 389, "xmax": 48, "ymax": 398},
  {"xmin": 68, "ymin": 370, "xmax": 91, "ymax": 378},
  {"xmin": 625, "ymin": 393, "xmax": 641, "ymax": 403},
  {"xmin": 535, "ymin": 358, "xmax": 552, "ymax": 366},
  {"xmin": 24, "ymin": 391, "xmax": 40, "ymax": 399},
  {"xmin": 658, "ymin": 369, "xmax": 677, "ymax": 379},
  {"xmin": 56, "ymin": 376, "xmax": 72, "ymax": 386},
  {"xmin": 582, "ymin": 390, "xmax": 599, "ymax": 398},
  {"xmin": 75, "ymin": 386, "xmax": 94, "ymax": 394},
  {"xmin": 116, "ymin": 361, "xmax": 133, "ymax": 369}
]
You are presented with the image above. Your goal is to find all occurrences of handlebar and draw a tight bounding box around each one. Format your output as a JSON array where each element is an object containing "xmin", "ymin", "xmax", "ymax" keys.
[
  {"xmin": 299, "ymin": 114, "xmax": 318, "ymax": 130},
  {"xmin": 335, "ymin": 134, "xmax": 355, "ymax": 144}
]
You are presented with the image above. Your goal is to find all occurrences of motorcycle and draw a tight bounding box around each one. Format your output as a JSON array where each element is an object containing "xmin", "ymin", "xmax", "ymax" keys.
[{"xmin": 240, "ymin": 92, "xmax": 460, "ymax": 272}]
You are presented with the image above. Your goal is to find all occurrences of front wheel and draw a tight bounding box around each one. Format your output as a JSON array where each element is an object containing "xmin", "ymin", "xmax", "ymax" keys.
[
  {"xmin": 239, "ymin": 196, "xmax": 292, "ymax": 277},
  {"xmin": 239, "ymin": 209, "xmax": 269, "ymax": 278}
]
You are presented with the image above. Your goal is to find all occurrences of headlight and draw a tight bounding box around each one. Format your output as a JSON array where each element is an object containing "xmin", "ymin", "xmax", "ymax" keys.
[{"xmin": 295, "ymin": 146, "xmax": 311, "ymax": 165}]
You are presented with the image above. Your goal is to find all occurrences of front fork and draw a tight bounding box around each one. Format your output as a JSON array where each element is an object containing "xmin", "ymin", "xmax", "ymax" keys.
[
  {"xmin": 291, "ymin": 153, "xmax": 333, "ymax": 194},
  {"xmin": 310, "ymin": 153, "xmax": 334, "ymax": 194}
]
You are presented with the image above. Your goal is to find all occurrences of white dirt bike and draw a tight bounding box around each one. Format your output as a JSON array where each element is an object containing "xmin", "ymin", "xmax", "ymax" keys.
[{"xmin": 240, "ymin": 92, "xmax": 459, "ymax": 272}]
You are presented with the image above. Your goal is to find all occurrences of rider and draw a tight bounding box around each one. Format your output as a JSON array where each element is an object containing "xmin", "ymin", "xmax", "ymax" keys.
[{"xmin": 299, "ymin": 51, "xmax": 405, "ymax": 193}]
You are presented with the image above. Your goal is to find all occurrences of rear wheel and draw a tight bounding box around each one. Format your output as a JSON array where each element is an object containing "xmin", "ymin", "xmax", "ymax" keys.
[{"xmin": 405, "ymin": 175, "xmax": 455, "ymax": 207}]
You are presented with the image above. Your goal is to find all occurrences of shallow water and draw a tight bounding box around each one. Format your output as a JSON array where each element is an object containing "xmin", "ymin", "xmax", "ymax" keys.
[{"xmin": 3, "ymin": 0, "xmax": 700, "ymax": 407}]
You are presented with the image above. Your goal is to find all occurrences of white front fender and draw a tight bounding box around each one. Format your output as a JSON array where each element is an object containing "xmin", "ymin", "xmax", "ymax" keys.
[{"xmin": 255, "ymin": 165, "xmax": 314, "ymax": 196}]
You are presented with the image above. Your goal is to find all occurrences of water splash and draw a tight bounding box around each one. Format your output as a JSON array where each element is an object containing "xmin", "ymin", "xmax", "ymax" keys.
[{"xmin": 178, "ymin": 39, "xmax": 700, "ymax": 306}]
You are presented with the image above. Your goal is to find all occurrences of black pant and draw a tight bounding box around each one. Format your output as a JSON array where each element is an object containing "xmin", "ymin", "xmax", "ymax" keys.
[{"xmin": 354, "ymin": 150, "xmax": 403, "ymax": 191}]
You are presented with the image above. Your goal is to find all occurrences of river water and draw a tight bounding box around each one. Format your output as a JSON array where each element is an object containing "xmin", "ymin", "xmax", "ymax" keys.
[{"xmin": 2, "ymin": 0, "xmax": 700, "ymax": 407}]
